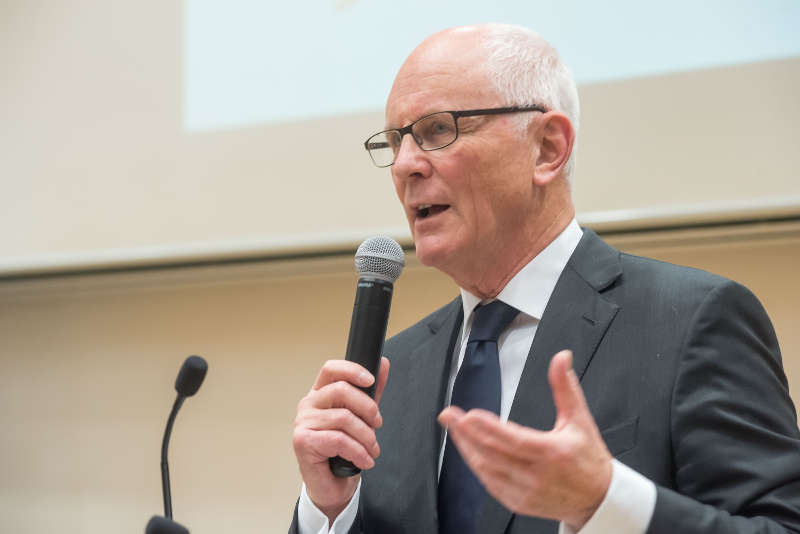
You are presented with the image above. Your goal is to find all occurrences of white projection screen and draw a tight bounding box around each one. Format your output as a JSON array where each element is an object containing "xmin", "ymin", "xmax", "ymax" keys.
[{"xmin": 2, "ymin": 0, "xmax": 799, "ymax": 276}]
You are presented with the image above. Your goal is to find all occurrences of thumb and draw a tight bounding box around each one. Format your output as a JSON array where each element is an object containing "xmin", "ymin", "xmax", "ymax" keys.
[
  {"xmin": 373, "ymin": 357, "xmax": 391, "ymax": 404},
  {"xmin": 548, "ymin": 350, "xmax": 591, "ymax": 429}
]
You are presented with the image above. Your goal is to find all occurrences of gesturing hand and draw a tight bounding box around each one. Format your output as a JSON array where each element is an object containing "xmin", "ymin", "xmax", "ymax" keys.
[
  {"xmin": 293, "ymin": 358, "xmax": 390, "ymax": 523},
  {"xmin": 438, "ymin": 350, "xmax": 612, "ymax": 530}
]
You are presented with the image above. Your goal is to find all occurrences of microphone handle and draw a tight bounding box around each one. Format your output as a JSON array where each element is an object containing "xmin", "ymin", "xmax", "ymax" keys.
[{"xmin": 329, "ymin": 276, "xmax": 393, "ymax": 477}]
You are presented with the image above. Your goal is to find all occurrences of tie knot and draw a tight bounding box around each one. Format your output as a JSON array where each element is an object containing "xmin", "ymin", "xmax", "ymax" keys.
[{"xmin": 468, "ymin": 300, "xmax": 520, "ymax": 343}]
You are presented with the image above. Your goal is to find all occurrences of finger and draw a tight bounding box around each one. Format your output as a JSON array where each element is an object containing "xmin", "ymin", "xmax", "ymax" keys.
[
  {"xmin": 373, "ymin": 357, "xmax": 391, "ymax": 407},
  {"xmin": 310, "ymin": 380, "xmax": 382, "ymax": 428},
  {"xmin": 302, "ymin": 407, "xmax": 380, "ymax": 458},
  {"xmin": 294, "ymin": 428, "xmax": 376, "ymax": 470},
  {"xmin": 438, "ymin": 405, "xmax": 466, "ymax": 427},
  {"xmin": 313, "ymin": 359, "xmax": 375, "ymax": 391},
  {"xmin": 450, "ymin": 409, "xmax": 547, "ymax": 461},
  {"xmin": 446, "ymin": 416, "xmax": 532, "ymax": 485},
  {"xmin": 548, "ymin": 350, "xmax": 590, "ymax": 428},
  {"xmin": 446, "ymin": 417, "xmax": 547, "ymax": 515}
]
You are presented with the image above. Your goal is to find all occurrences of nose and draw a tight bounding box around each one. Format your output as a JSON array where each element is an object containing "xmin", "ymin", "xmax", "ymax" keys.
[{"xmin": 392, "ymin": 133, "xmax": 432, "ymax": 180}]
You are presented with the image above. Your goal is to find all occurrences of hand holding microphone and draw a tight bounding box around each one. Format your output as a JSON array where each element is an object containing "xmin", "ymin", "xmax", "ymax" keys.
[
  {"xmin": 330, "ymin": 236, "xmax": 405, "ymax": 476},
  {"xmin": 292, "ymin": 237, "xmax": 404, "ymax": 519}
]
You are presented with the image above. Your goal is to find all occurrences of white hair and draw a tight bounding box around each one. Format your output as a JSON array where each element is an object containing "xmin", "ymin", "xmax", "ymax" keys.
[{"xmin": 481, "ymin": 24, "xmax": 580, "ymax": 183}]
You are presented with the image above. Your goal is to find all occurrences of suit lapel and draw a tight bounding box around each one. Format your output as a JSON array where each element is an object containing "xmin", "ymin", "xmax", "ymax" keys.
[
  {"xmin": 372, "ymin": 298, "xmax": 462, "ymax": 533},
  {"xmin": 405, "ymin": 299, "xmax": 463, "ymax": 496},
  {"xmin": 479, "ymin": 230, "xmax": 622, "ymax": 534}
]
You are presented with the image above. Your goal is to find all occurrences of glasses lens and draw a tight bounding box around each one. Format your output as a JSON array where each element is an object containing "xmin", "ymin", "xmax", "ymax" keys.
[
  {"xmin": 366, "ymin": 131, "xmax": 400, "ymax": 167},
  {"xmin": 413, "ymin": 112, "xmax": 457, "ymax": 150}
]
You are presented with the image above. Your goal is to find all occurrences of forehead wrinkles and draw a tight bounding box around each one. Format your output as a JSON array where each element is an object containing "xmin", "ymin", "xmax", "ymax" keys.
[
  {"xmin": 386, "ymin": 72, "xmax": 460, "ymax": 125},
  {"xmin": 386, "ymin": 66, "xmax": 497, "ymax": 129}
]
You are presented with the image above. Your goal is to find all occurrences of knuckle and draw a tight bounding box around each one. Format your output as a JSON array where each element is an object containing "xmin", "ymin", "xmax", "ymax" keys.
[
  {"xmin": 334, "ymin": 380, "xmax": 350, "ymax": 397},
  {"xmin": 292, "ymin": 429, "xmax": 310, "ymax": 451},
  {"xmin": 319, "ymin": 359, "xmax": 338, "ymax": 377},
  {"xmin": 293, "ymin": 408, "xmax": 314, "ymax": 430},
  {"xmin": 332, "ymin": 432, "xmax": 348, "ymax": 450},
  {"xmin": 332, "ymin": 409, "xmax": 351, "ymax": 427},
  {"xmin": 302, "ymin": 387, "xmax": 322, "ymax": 408},
  {"xmin": 296, "ymin": 395, "xmax": 310, "ymax": 412}
]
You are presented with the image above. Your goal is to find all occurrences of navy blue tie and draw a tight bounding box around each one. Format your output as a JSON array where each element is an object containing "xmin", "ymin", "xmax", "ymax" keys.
[{"xmin": 438, "ymin": 300, "xmax": 520, "ymax": 534}]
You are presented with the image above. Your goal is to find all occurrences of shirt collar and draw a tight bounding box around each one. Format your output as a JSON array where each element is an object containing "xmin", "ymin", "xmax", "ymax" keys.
[{"xmin": 460, "ymin": 218, "xmax": 583, "ymax": 323}]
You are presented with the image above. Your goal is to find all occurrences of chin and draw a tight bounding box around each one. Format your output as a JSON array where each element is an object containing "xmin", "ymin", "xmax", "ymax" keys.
[{"xmin": 413, "ymin": 235, "xmax": 457, "ymax": 270}]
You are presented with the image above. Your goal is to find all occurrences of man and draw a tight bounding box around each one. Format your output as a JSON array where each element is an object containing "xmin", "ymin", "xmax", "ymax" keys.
[{"xmin": 290, "ymin": 24, "xmax": 800, "ymax": 534}]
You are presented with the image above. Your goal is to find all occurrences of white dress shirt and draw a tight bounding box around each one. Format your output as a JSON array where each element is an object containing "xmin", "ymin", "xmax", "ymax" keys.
[{"xmin": 298, "ymin": 219, "xmax": 656, "ymax": 534}]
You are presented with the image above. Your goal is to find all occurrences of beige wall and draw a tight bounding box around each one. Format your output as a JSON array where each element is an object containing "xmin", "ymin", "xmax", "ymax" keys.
[
  {"xmin": 1, "ymin": 225, "xmax": 799, "ymax": 534},
  {"xmin": 2, "ymin": 0, "xmax": 799, "ymax": 274}
]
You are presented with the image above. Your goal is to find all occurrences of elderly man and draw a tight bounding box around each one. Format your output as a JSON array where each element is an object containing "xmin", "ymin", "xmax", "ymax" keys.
[{"xmin": 290, "ymin": 24, "xmax": 800, "ymax": 534}]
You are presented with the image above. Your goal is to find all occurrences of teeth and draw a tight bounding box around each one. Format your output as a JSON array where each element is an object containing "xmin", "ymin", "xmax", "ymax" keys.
[{"xmin": 418, "ymin": 204, "xmax": 432, "ymax": 210}]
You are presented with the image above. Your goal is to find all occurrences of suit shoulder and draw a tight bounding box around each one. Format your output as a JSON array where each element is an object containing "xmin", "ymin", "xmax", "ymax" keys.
[
  {"xmin": 613, "ymin": 250, "xmax": 771, "ymax": 327},
  {"xmin": 617, "ymin": 250, "xmax": 736, "ymax": 295}
]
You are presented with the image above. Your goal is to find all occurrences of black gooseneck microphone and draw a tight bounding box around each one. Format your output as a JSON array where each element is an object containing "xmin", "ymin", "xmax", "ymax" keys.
[
  {"xmin": 329, "ymin": 236, "xmax": 405, "ymax": 477},
  {"xmin": 146, "ymin": 355, "xmax": 208, "ymax": 533}
]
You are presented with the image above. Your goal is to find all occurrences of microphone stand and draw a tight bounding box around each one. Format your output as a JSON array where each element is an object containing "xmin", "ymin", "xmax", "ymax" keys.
[
  {"xmin": 146, "ymin": 355, "xmax": 207, "ymax": 534},
  {"xmin": 161, "ymin": 395, "xmax": 185, "ymax": 518}
]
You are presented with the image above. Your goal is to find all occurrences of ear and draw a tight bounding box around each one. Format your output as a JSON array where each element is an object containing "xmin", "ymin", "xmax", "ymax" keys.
[{"xmin": 533, "ymin": 112, "xmax": 574, "ymax": 186}]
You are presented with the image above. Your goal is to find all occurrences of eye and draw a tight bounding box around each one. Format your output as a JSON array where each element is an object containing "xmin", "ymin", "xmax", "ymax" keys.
[
  {"xmin": 415, "ymin": 113, "xmax": 457, "ymax": 147},
  {"xmin": 428, "ymin": 118, "xmax": 455, "ymax": 137},
  {"xmin": 431, "ymin": 120, "xmax": 450, "ymax": 134}
]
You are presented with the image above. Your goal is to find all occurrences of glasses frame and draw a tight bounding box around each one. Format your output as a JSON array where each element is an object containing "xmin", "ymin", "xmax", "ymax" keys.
[{"xmin": 364, "ymin": 105, "xmax": 548, "ymax": 168}]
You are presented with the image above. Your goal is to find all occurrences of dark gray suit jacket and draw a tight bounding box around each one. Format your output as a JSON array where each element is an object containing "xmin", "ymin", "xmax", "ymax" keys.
[{"xmin": 291, "ymin": 230, "xmax": 800, "ymax": 533}]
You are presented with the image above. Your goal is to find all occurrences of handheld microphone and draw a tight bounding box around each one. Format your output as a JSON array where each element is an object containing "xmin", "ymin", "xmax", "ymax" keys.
[
  {"xmin": 329, "ymin": 236, "xmax": 405, "ymax": 477},
  {"xmin": 146, "ymin": 355, "xmax": 208, "ymax": 533}
]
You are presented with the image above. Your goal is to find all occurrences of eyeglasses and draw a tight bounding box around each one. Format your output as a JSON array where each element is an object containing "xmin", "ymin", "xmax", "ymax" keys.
[{"xmin": 363, "ymin": 105, "xmax": 547, "ymax": 168}]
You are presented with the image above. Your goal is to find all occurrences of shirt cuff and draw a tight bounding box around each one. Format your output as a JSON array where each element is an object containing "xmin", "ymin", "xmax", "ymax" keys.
[
  {"xmin": 297, "ymin": 480, "xmax": 361, "ymax": 534},
  {"xmin": 558, "ymin": 459, "xmax": 656, "ymax": 534}
]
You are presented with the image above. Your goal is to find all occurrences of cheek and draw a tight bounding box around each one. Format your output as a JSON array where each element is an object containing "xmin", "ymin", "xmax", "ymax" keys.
[
  {"xmin": 391, "ymin": 173, "xmax": 405, "ymax": 202},
  {"xmin": 391, "ymin": 173, "xmax": 416, "ymax": 226},
  {"xmin": 465, "ymin": 159, "xmax": 531, "ymax": 230}
]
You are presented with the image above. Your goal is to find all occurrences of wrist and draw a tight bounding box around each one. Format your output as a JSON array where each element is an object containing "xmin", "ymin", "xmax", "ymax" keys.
[
  {"xmin": 315, "ymin": 500, "xmax": 349, "ymax": 525},
  {"xmin": 565, "ymin": 458, "xmax": 612, "ymax": 531},
  {"xmin": 306, "ymin": 477, "xmax": 359, "ymax": 524},
  {"xmin": 299, "ymin": 480, "xmax": 361, "ymax": 534}
]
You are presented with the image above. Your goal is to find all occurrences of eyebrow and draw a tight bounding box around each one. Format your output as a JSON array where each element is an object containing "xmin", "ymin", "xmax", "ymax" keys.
[{"xmin": 384, "ymin": 108, "xmax": 440, "ymax": 130}]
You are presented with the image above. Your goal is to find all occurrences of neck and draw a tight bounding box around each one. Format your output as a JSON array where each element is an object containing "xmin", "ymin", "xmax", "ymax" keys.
[{"xmin": 452, "ymin": 201, "xmax": 574, "ymax": 300}]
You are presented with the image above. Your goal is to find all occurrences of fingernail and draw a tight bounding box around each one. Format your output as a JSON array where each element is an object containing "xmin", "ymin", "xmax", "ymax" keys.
[{"xmin": 359, "ymin": 371, "xmax": 374, "ymax": 385}]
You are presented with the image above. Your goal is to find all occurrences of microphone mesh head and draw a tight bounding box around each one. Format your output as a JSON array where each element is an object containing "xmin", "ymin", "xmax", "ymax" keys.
[{"xmin": 354, "ymin": 236, "xmax": 405, "ymax": 282}]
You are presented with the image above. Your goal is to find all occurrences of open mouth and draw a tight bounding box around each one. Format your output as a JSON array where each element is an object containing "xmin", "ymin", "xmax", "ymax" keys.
[{"xmin": 417, "ymin": 204, "xmax": 450, "ymax": 219}]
